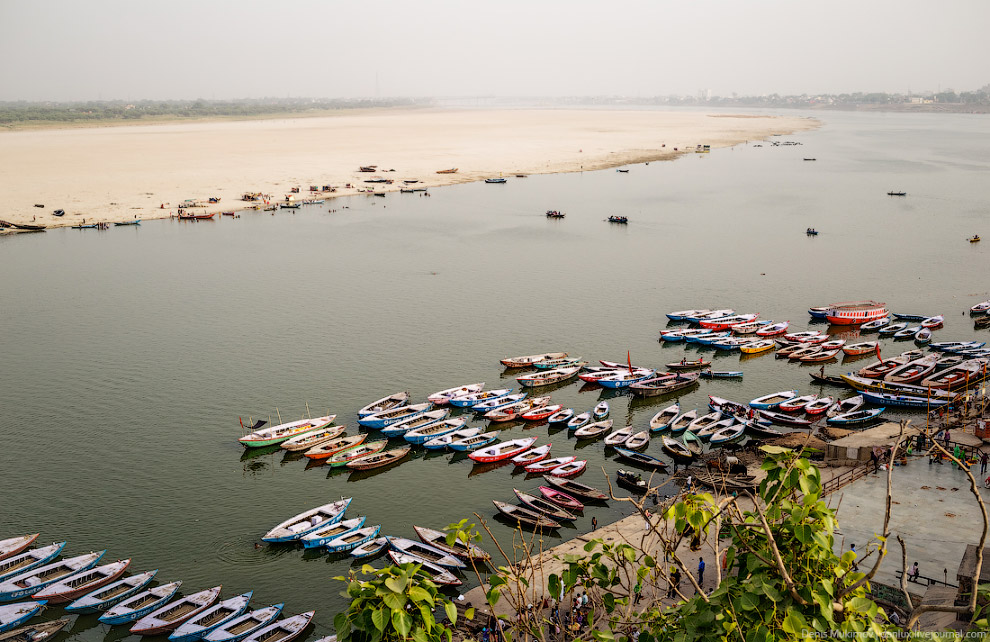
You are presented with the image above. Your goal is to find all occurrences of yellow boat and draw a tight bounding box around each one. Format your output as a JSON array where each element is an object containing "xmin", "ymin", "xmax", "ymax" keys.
[
  {"xmin": 740, "ymin": 339, "xmax": 776, "ymax": 354},
  {"xmin": 970, "ymin": 235, "xmax": 981, "ymax": 243}
]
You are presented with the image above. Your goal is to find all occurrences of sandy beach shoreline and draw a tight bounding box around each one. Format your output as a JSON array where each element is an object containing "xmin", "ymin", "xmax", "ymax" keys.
[{"xmin": 0, "ymin": 108, "xmax": 818, "ymax": 227}]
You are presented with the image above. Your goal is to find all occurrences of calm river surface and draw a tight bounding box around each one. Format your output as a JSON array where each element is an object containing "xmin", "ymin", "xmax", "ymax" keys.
[{"xmin": 2, "ymin": 109, "xmax": 989, "ymax": 639}]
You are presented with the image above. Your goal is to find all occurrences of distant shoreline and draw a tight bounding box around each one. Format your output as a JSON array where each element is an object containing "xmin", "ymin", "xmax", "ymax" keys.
[{"xmin": 0, "ymin": 108, "xmax": 819, "ymax": 228}]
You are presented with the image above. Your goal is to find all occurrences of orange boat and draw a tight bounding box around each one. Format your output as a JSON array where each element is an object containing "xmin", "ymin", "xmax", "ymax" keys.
[
  {"xmin": 435, "ymin": 168, "xmax": 458, "ymax": 174},
  {"xmin": 177, "ymin": 212, "xmax": 216, "ymax": 220},
  {"xmin": 825, "ymin": 301, "xmax": 888, "ymax": 325}
]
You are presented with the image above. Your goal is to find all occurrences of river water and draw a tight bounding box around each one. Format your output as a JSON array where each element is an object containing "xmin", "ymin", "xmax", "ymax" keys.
[{"xmin": 2, "ymin": 108, "xmax": 989, "ymax": 639}]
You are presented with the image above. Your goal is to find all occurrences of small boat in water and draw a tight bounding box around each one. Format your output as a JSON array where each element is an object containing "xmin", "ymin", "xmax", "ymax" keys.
[
  {"xmin": 827, "ymin": 407, "xmax": 886, "ymax": 425},
  {"xmin": 666, "ymin": 358, "xmax": 710, "ymax": 371},
  {"xmin": 168, "ymin": 592, "xmax": 253, "ymax": 642},
  {"xmin": 778, "ymin": 394, "xmax": 818, "ymax": 412},
  {"xmin": 613, "ymin": 447, "xmax": 667, "ymax": 469},
  {"xmin": 239, "ymin": 611, "xmax": 314, "ymax": 642},
  {"xmin": 0, "ymin": 543, "xmax": 66, "ymax": 583},
  {"xmin": 323, "ymin": 526, "xmax": 382, "ymax": 553},
  {"xmin": 350, "ymin": 538, "xmax": 389, "ymax": 560},
  {"xmin": 262, "ymin": 498, "xmax": 351, "ymax": 542},
  {"xmin": 326, "ymin": 439, "xmax": 387, "ymax": 466},
  {"xmin": 749, "ymin": 390, "xmax": 799, "ymax": 410},
  {"xmin": 511, "ymin": 443, "xmax": 552, "ymax": 466},
  {"xmin": 346, "ymin": 446, "xmax": 411, "ymax": 470},
  {"xmin": 709, "ymin": 424, "xmax": 746, "ymax": 445},
  {"xmin": 386, "ymin": 551, "xmax": 461, "ymax": 585},
  {"xmin": 300, "ymin": 517, "xmax": 367, "ymax": 550},
  {"xmin": 304, "ymin": 434, "xmax": 368, "ymax": 460},
  {"xmin": 525, "ymin": 456, "xmax": 575, "ymax": 474},
  {"xmin": 358, "ymin": 392, "xmax": 409, "ymax": 417},
  {"xmin": 843, "ymin": 341, "xmax": 878, "ymax": 356},
  {"xmin": 629, "ymin": 373, "xmax": 700, "ymax": 396},
  {"xmin": 427, "ymin": 383, "xmax": 484, "ymax": 405},
  {"xmin": 239, "ymin": 415, "xmax": 336, "ymax": 448},
  {"xmin": 860, "ymin": 316, "xmax": 893, "ymax": 332},
  {"xmin": 0, "ymin": 551, "xmax": 106, "ymax": 602},
  {"xmin": 538, "ymin": 487, "xmax": 584, "ymax": 512},
  {"xmin": 469, "ymin": 437, "xmax": 538, "ymax": 463},
  {"xmin": 0, "ymin": 602, "xmax": 47, "ymax": 634},
  {"xmin": 549, "ymin": 460, "xmax": 587, "ymax": 477},
  {"xmin": 566, "ymin": 411, "xmax": 591, "ymax": 430},
  {"xmin": 202, "ymin": 605, "xmax": 283, "ymax": 642},
  {"xmin": 649, "ymin": 404, "xmax": 679, "ymax": 432},
  {"xmin": 500, "ymin": 352, "xmax": 568, "ymax": 368},
  {"xmin": 542, "ymin": 475, "xmax": 608, "ymax": 501},
  {"xmin": 826, "ymin": 395, "xmax": 865, "ymax": 417},
  {"xmin": 914, "ymin": 328, "xmax": 932, "ymax": 344},
  {"xmin": 423, "ymin": 428, "xmax": 480, "ymax": 450},
  {"xmin": 547, "ymin": 408, "xmax": 574, "ymax": 424},
  {"xmin": 381, "ymin": 409, "xmax": 449, "ymax": 437},
  {"xmin": 358, "ymin": 404, "xmax": 431, "ymax": 429},
  {"xmin": 573, "ymin": 420, "xmax": 613, "ymax": 440},
  {"xmin": 520, "ymin": 404, "xmax": 563, "ymax": 421},
  {"xmin": 403, "ymin": 417, "xmax": 467, "ymax": 445},
  {"xmin": 412, "ymin": 526, "xmax": 490, "ymax": 561},
  {"xmin": 0, "ymin": 537, "xmax": 38, "ymax": 564},
  {"xmin": 448, "ymin": 431, "xmax": 499, "ymax": 452},
  {"xmin": 616, "ymin": 470, "xmax": 650, "ymax": 494},
  {"xmin": 492, "ymin": 501, "xmax": 559, "ymax": 529},
  {"xmin": 66, "ymin": 569, "xmax": 158, "ymax": 613},
  {"xmin": 883, "ymin": 354, "xmax": 939, "ymax": 384},
  {"xmin": 100, "ymin": 582, "xmax": 183, "ymax": 625},
  {"xmin": 33, "ymin": 558, "xmax": 131, "ymax": 603},
  {"xmin": 130, "ymin": 586, "xmax": 223, "ymax": 636},
  {"xmin": 473, "ymin": 393, "xmax": 528, "ymax": 414},
  {"xmin": 669, "ymin": 409, "xmax": 698, "ymax": 434},
  {"xmin": 803, "ymin": 396, "xmax": 834, "ymax": 415},
  {"xmin": 603, "ymin": 426, "xmax": 632, "ymax": 447},
  {"xmin": 0, "ymin": 618, "xmax": 69, "ymax": 642},
  {"xmin": 516, "ymin": 366, "xmax": 583, "ymax": 388},
  {"xmin": 281, "ymin": 425, "xmax": 346, "ymax": 451},
  {"xmin": 661, "ymin": 436, "xmax": 693, "ymax": 459},
  {"xmin": 513, "ymin": 490, "xmax": 575, "ymax": 521}
]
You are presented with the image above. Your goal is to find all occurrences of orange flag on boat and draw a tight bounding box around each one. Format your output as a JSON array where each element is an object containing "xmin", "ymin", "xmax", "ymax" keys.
[
  {"xmin": 628, "ymin": 350, "xmax": 633, "ymax": 374},
  {"xmin": 875, "ymin": 343, "xmax": 883, "ymax": 364}
]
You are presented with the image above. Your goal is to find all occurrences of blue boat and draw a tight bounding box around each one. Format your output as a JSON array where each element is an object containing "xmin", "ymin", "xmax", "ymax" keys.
[
  {"xmin": 860, "ymin": 391, "xmax": 949, "ymax": 408},
  {"xmin": 381, "ymin": 409, "xmax": 449, "ymax": 437},
  {"xmin": 892, "ymin": 313, "xmax": 929, "ymax": 321},
  {"xmin": 403, "ymin": 417, "xmax": 466, "ymax": 444},
  {"xmin": 169, "ymin": 592, "xmax": 253, "ymax": 642},
  {"xmin": 299, "ymin": 516, "xmax": 367, "ymax": 549},
  {"xmin": 66, "ymin": 569, "xmax": 158, "ymax": 613},
  {"xmin": 449, "ymin": 388, "xmax": 511, "ymax": 408},
  {"xmin": 99, "ymin": 582, "xmax": 182, "ymax": 625},
  {"xmin": 350, "ymin": 537, "xmax": 389, "ymax": 559},
  {"xmin": 749, "ymin": 390, "xmax": 799, "ymax": 410},
  {"xmin": 592, "ymin": 401, "xmax": 609, "ymax": 419},
  {"xmin": 0, "ymin": 542, "xmax": 66, "ymax": 583},
  {"xmin": 358, "ymin": 403, "xmax": 431, "ymax": 429},
  {"xmin": 0, "ymin": 601, "xmax": 47, "ymax": 633},
  {"xmin": 699, "ymin": 371, "xmax": 744, "ymax": 379},
  {"xmin": 612, "ymin": 448, "xmax": 668, "ymax": 469},
  {"xmin": 691, "ymin": 332, "xmax": 730, "ymax": 345},
  {"xmin": 261, "ymin": 498, "xmax": 352, "ymax": 543},
  {"xmin": 449, "ymin": 431, "xmax": 498, "ymax": 451},
  {"xmin": 547, "ymin": 408, "xmax": 574, "ymax": 424},
  {"xmin": 485, "ymin": 178, "xmax": 507, "ymax": 184},
  {"xmin": 597, "ymin": 370, "xmax": 655, "ymax": 389},
  {"xmin": 932, "ymin": 341, "xmax": 986, "ymax": 353},
  {"xmin": 202, "ymin": 604, "xmax": 283, "ymax": 642},
  {"xmin": 0, "ymin": 551, "xmax": 106, "ymax": 602},
  {"xmin": 826, "ymin": 407, "xmax": 886, "ymax": 425},
  {"xmin": 323, "ymin": 525, "xmax": 382, "ymax": 554},
  {"xmin": 472, "ymin": 393, "xmax": 527, "ymax": 414},
  {"xmin": 665, "ymin": 309, "xmax": 712, "ymax": 322},
  {"xmin": 566, "ymin": 411, "xmax": 591, "ymax": 430}
]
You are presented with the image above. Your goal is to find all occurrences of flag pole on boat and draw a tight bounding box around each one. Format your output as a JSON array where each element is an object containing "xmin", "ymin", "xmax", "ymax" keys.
[
  {"xmin": 276, "ymin": 407, "xmax": 282, "ymax": 425},
  {"xmin": 627, "ymin": 350, "xmax": 633, "ymax": 375},
  {"xmin": 306, "ymin": 402, "xmax": 311, "ymax": 419}
]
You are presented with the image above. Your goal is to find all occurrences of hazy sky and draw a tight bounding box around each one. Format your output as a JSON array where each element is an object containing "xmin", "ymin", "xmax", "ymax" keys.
[{"xmin": 2, "ymin": 0, "xmax": 988, "ymax": 101}]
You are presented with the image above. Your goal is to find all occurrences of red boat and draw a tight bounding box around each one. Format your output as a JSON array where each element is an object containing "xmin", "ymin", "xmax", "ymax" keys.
[
  {"xmin": 803, "ymin": 397, "xmax": 834, "ymax": 415},
  {"xmin": 548, "ymin": 459, "xmax": 587, "ymax": 478},
  {"xmin": 520, "ymin": 404, "xmax": 562, "ymax": 421},
  {"xmin": 698, "ymin": 314, "xmax": 760, "ymax": 330},
  {"xmin": 177, "ymin": 212, "xmax": 216, "ymax": 220},
  {"xmin": 777, "ymin": 395, "xmax": 818, "ymax": 412},
  {"xmin": 755, "ymin": 321, "xmax": 789, "ymax": 337},
  {"xmin": 538, "ymin": 486, "xmax": 584, "ymax": 511},
  {"xmin": 825, "ymin": 301, "xmax": 888, "ymax": 325},
  {"xmin": 469, "ymin": 437, "xmax": 537, "ymax": 463},
  {"xmin": 524, "ymin": 456, "xmax": 575, "ymax": 474},
  {"xmin": 511, "ymin": 443, "xmax": 551, "ymax": 467}
]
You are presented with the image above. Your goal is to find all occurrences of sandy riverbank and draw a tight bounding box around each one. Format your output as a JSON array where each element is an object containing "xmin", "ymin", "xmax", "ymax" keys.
[{"xmin": 0, "ymin": 108, "xmax": 818, "ymax": 227}]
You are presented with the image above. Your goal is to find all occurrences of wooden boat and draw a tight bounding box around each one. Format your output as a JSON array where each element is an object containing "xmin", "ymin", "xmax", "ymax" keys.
[
  {"xmin": 386, "ymin": 551, "xmax": 461, "ymax": 586},
  {"xmin": 669, "ymin": 409, "xmax": 698, "ymax": 434},
  {"xmin": 169, "ymin": 592, "xmax": 253, "ymax": 642},
  {"xmin": 920, "ymin": 360, "xmax": 990, "ymax": 389},
  {"xmin": 787, "ymin": 346, "xmax": 822, "ymax": 360},
  {"xmin": 749, "ymin": 390, "xmax": 799, "ymax": 410},
  {"xmin": 692, "ymin": 332, "xmax": 732, "ymax": 345},
  {"xmin": 709, "ymin": 424, "xmax": 746, "ymax": 445},
  {"xmin": 857, "ymin": 353, "xmax": 917, "ymax": 379},
  {"xmin": 115, "ymin": 219, "xmax": 141, "ymax": 226},
  {"xmin": 574, "ymin": 420, "xmax": 613, "ymax": 439},
  {"xmin": 603, "ymin": 426, "xmax": 632, "ymax": 447},
  {"xmin": 686, "ymin": 411, "xmax": 722, "ymax": 434},
  {"xmin": 323, "ymin": 526, "xmax": 382, "ymax": 553},
  {"xmin": 534, "ymin": 356, "xmax": 585, "ymax": 370},
  {"xmin": 630, "ymin": 373, "xmax": 700, "ymax": 396},
  {"xmin": 883, "ymin": 354, "xmax": 939, "ymax": 384},
  {"xmin": 525, "ymin": 456, "xmax": 575, "ymax": 474},
  {"xmin": 262, "ymin": 498, "xmax": 351, "ymax": 542},
  {"xmin": 203, "ymin": 605, "xmax": 283, "ymax": 642},
  {"xmin": 861, "ymin": 390, "xmax": 949, "ymax": 408},
  {"xmin": 809, "ymin": 372, "xmax": 850, "ymax": 386},
  {"xmin": 350, "ymin": 537, "xmax": 389, "ymax": 560},
  {"xmin": 413, "ymin": 526, "xmax": 490, "ymax": 562},
  {"xmin": 547, "ymin": 408, "xmax": 574, "ymax": 424},
  {"xmin": 0, "ymin": 551, "xmax": 106, "ymax": 602},
  {"xmin": 607, "ymin": 216, "xmax": 628, "ymax": 224},
  {"xmin": 666, "ymin": 359, "xmax": 710, "ymax": 371},
  {"xmin": 740, "ymin": 339, "xmax": 776, "ymax": 354},
  {"xmin": 827, "ymin": 407, "xmax": 886, "ymax": 425},
  {"xmin": 448, "ymin": 388, "xmax": 512, "ymax": 408},
  {"xmin": 381, "ymin": 409, "xmax": 449, "ymax": 437},
  {"xmin": 304, "ymin": 434, "xmax": 368, "ymax": 459},
  {"xmin": 843, "ymin": 342, "xmax": 878, "ymax": 356},
  {"xmin": 516, "ymin": 366, "xmax": 583, "ymax": 388},
  {"xmin": 712, "ymin": 337, "xmax": 760, "ymax": 351},
  {"xmin": 742, "ymin": 419, "xmax": 784, "ymax": 439},
  {"xmin": 616, "ymin": 470, "xmax": 650, "ymax": 494},
  {"xmin": 819, "ymin": 339, "xmax": 846, "ymax": 350},
  {"xmin": 825, "ymin": 301, "xmax": 888, "ymax": 325},
  {"xmin": 839, "ymin": 374, "xmax": 958, "ymax": 399},
  {"xmin": 666, "ymin": 309, "xmax": 713, "ymax": 321},
  {"xmin": 696, "ymin": 417, "xmax": 734, "ymax": 441},
  {"xmin": 687, "ymin": 309, "xmax": 736, "ymax": 322},
  {"xmin": 177, "ymin": 212, "xmax": 216, "ymax": 220},
  {"xmin": 485, "ymin": 178, "xmax": 507, "ymax": 184},
  {"xmin": 513, "ymin": 490, "xmax": 574, "ymax": 521},
  {"xmin": 66, "ymin": 569, "xmax": 158, "ymax": 613},
  {"xmin": 971, "ymin": 235, "xmax": 981, "ymax": 243},
  {"xmin": 33, "ymin": 558, "xmax": 131, "ymax": 603},
  {"xmin": 346, "ymin": 446, "xmax": 411, "ymax": 470},
  {"xmin": 500, "ymin": 352, "xmax": 568, "ymax": 368},
  {"xmin": 566, "ymin": 411, "xmax": 591, "ymax": 430},
  {"xmin": 754, "ymin": 410, "xmax": 813, "ymax": 427},
  {"xmin": 543, "ymin": 475, "xmax": 608, "ymax": 501},
  {"xmin": 469, "ymin": 437, "xmax": 538, "ymax": 463},
  {"xmin": 662, "ymin": 436, "xmax": 693, "ymax": 459},
  {"xmin": 860, "ymin": 316, "xmax": 893, "ymax": 332},
  {"xmin": 326, "ymin": 439, "xmax": 387, "ymax": 466},
  {"xmin": 783, "ymin": 331, "xmax": 824, "ymax": 343},
  {"xmin": 893, "ymin": 326, "xmax": 921, "ymax": 340},
  {"xmin": 756, "ymin": 321, "xmax": 790, "ymax": 337},
  {"xmin": 887, "ymin": 191, "xmax": 907, "ymax": 196},
  {"xmin": 358, "ymin": 403, "xmax": 430, "ymax": 429},
  {"xmin": 473, "ymin": 393, "xmax": 528, "ymax": 414},
  {"xmin": 930, "ymin": 341, "xmax": 985, "ymax": 352},
  {"xmin": 0, "ymin": 602, "xmax": 47, "ymax": 634},
  {"xmin": 597, "ymin": 370, "xmax": 655, "ymax": 388},
  {"xmin": 549, "ymin": 460, "xmax": 587, "ymax": 477},
  {"xmin": 799, "ymin": 349, "xmax": 841, "ymax": 362},
  {"xmin": 100, "ymin": 582, "xmax": 183, "ymax": 625},
  {"xmin": 423, "ymin": 428, "xmax": 480, "ymax": 450},
  {"xmin": 827, "ymin": 395, "xmax": 865, "ymax": 417},
  {"xmin": 281, "ymin": 425, "xmax": 346, "ymax": 451},
  {"xmin": 403, "ymin": 417, "xmax": 467, "ymax": 445},
  {"xmin": 971, "ymin": 301, "xmax": 990, "ymax": 314},
  {"xmin": 775, "ymin": 343, "xmax": 806, "ymax": 358},
  {"xmin": 878, "ymin": 322, "xmax": 908, "ymax": 336},
  {"xmin": 511, "ymin": 443, "xmax": 552, "ymax": 466},
  {"xmin": 131, "ymin": 586, "xmax": 223, "ymax": 636},
  {"xmin": 448, "ymin": 431, "xmax": 498, "ymax": 452},
  {"xmin": 520, "ymin": 404, "xmax": 562, "ymax": 421},
  {"xmin": 300, "ymin": 517, "xmax": 367, "ymax": 549},
  {"xmin": 387, "ymin": 538, "xmax": 465, "ymax": 569},
  {"xmin": 239, "ymin": 612, "xmax": 314, "ymax": 642},
  {"xmin": 698, "ymin": 314, "xmax": 760, "ymax": 330},
  {"xmin": 0, "ymin": 537, "xmax": 38, "ymax": 563},
  {"xmin": 682, "ymin": 432, "xmax": 703, "ymax": 456},
  {"xmin": 803, "ymin": 396, "xmax": 834, "ymax": 415},
  {"xmin": 0, "ymin": 543, "xmax": 66, "ymax": 584},
  {"xmin": 613, "ymin": 448, "xmax": 667, "ymax": 469},
  {"xmin": 660, "ymin": 328, "xmax": 711, "ymax": 342},
  {"xmin": 492, "ymin": 501, "xmax": 559, "ymax": 529},
  {"xmin": 731, "ymin": 320, "xmax": 771, "ymax": 335},
  {"xmin": 538, "ymin": 487, "xmax": 584, "ymax": 511},
  {"xmin": 649, "ymin": 404, "xmax": 679, "ymax": 432},
  {"xmin": 976, "ymin": 316, "xmax": 990, "ymax": 329},
  {"xmin": 485, "ymin": 397, "xmax": 549, "ymax": 422},
  {"xmin": 914, "ymin": 328, "xmax": 932, "ymax": 344},
  {"xmin": 580, "ymin": 367, "xmax": 651, "ymax": 382},
  {"xmin": 358, "ymin": 392, "xmax": 409, "ymax": 417},
  {"xmin": 436, "ymin": 168, "xmax": 459, "ymax": 174},
  {"xmin": 239, "ymin": 415, "xmax": 336, "ymax": 448},
  {"xmin": 921, "ymin": 315, "xmax": 944, "ymax": 328},
  {"xmin": 0, "ymin": 618, "xmax": 68, "ymax": 642},
  {"xmin": 427, "ymin": 383, "xmax": 483, "ymax": 405}
]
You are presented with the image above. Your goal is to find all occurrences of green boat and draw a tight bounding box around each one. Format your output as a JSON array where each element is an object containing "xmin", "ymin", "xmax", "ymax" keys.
[
  {"xmin": 326, "ymin": 439, "xmax": 387, "ymax": 467},
  {"xmin": 238, "ymin": 414, "xmax": 336, "ymax": 448}
]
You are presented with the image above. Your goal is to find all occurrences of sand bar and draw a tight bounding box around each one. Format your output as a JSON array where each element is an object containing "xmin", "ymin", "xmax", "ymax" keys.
[{"xmin": 0, "ymin": 108, "xmax": 818, "ymax": 226}]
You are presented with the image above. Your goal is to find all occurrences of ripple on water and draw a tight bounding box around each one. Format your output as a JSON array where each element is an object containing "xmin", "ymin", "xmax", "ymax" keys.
[{"xmin": 213, "ymin": 535, "xmax": 291, "ymax": 567}]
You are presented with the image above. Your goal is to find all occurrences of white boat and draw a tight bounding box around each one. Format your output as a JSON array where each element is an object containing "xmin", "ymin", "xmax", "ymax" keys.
[
  {"xmin": 603, "ymin": 426, "xmax": 632, "ymax": 447},
  {"xmin": 649, "ymin": 404, "xmax": 679, "ymax": 432},
  {"xmin": 387, "ymin": 551, "xmax": 461, "ymax": 585},
  {"xmin": 239, "ymin": 415, "xmax": 336, "ymax": 448},
  {"xmin": 387, "ymin": 538, "xmax": 466, "ymax": 569},
  {"xmin": 624, "ymin": 431, "xmax": 650, "ymax": 450},
  {"xmin": 0, "ymin": 543, "xmax": 66, "ymax": 583},
  {"xmin": 130, "ymin": 586, "xmax": 223, "ymax": 636},
  {"xmin": 100, "ymin": 582, "xmax": 183, "ymax": 625},
  {"xmin": 427, "ymin": 383, "xmax": 484, "ymax": 405},
  {"xmin": 357, "ymin": 392, "xmax": 409, "ymax": 417},
  {"xmin": 510, "ymin": 443, "xmax": 552, "ymax": 466},
  {"xmin": 261, "ymin": 498, "xmax": 352, "ymax": 543},
  {"xmin": 169, "ymin": 592, "xmax": 253, "ymax": 642},
  {"xmin": 202, "ymin": 605, "xmax": 283, "ymax": 642},
  {"xmin": 299, "ymin": 517, "xmax": 367, "ymax": 550},
  {"xmin": 0, "ymin": 551, "xmax": 106, "ymax": 602},
  {"xmin": 65, "ymin": 569, "xmax": 158, "ymax": 613},
  {"xmin": 0, "ymin": 602, "xmax": 47, "ymax": 633},
  {"xmin": 448, "ymin": 388, "xmax": 512, "ymax": 408},
  {"xmin": 0, "ymin": 537, "xmax": 38, "ymax": 563},
  {"xmin": 500, "ymin": 352, "xmax": 568, "ymax": 368},
  {"xmin": 423, "ymin": 427, "xmax": 481, "ymax": 450},
  {"xmin": 280, "ymin": 425, "xmax": 346, "ymax": 451},
  {"xmin": 573, "ymin": 420, "xmax": 613, "ymax": 439},
  {"xmin": 358, "ymin": 403, "xmax": 431, "ymax": 429},
  {"xmin": 33, "ymin": 558, "xmax": 131, "ymax": 603}
]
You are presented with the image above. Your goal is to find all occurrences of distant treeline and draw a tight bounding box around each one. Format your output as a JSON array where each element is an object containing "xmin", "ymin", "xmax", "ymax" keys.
[{"xmin": 0, "ymin": 97, "xmax": 435, "ymax": 125}]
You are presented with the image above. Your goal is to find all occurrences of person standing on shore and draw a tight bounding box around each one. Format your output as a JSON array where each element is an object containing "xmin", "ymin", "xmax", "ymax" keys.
[
  {"xmin": 591, "ymin": 516, "xmax": 597, "ymax": 531},
  {"xmin": 981, "ymin": 451, "xmax": 988, "ymax": 474},
  {"xmin": 698, "ymin": 558, "xmax": 705, "ymax": 588}
]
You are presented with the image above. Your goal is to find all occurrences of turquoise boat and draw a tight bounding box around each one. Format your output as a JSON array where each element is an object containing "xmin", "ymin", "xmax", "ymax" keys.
[
  {"xmin": 66, "ymin": 569, "xmax": 158, "ymax": 613},
  {"xmin": 99, "ymin": 582, "xmax": 182, "ymax": 625},
  {"xmin": 0, "ymin": 542, "xmax": 66, "ymax": 583},
  {"xmin": 202, "ymin": 604, "xmax": 283, "ymax": 642},
  {"xmin": 323, "ymin": 525, "xmax": 382, "ymax": 553},
  {"xmin": 261, "ymin": 498, "xmax": 352, "ymax": 543},
  {"xmin": 169, "ymin": 592, "xmax": 253, "ymax": 642},
  {"xmin": 0, "ymin": 551, "xmax": 106, "ymax": 601},
  {"xmin": 300, "ymin": 516, "xmax": 367, "ymax": 549}
]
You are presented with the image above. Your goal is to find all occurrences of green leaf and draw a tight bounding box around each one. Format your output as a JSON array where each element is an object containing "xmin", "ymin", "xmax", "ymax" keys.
[
  {"xmin": 408, "ymin": 586, "xmax": 434, "ymax": 607},
  {"xmin": 391, "ymin": 609, "xmax": 412, "ymax": 637},
  {"xmin": 465, "ymin": 607, "xmax": 475, "ymax": 621},
  {"xmin": 782, "ymin": 610, "xmax": 807, "ymax": 635},
  {"xmin": 444, "ymin": 600, "xmax": 457, "ymax": 624},
  {"xmin": 592, "ymin": 630, "xmax": 615, "ymax": 642},
  {"xmin": 382, "ymin": 592, "xmax": 406, "ymax": 611},
  {"xmin": 486, "ymin": 587, "xmax": 501, "ymax": 606},
  {"xmin": 370, "ymin": 608, "xmax": 387, "ymax": 632},
  {"xmin": 384, "ymin": 575, "xmax": 408, "ymax": 594}
]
